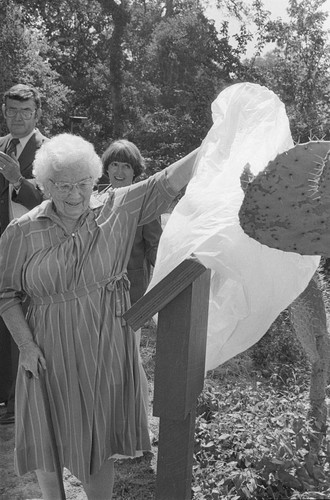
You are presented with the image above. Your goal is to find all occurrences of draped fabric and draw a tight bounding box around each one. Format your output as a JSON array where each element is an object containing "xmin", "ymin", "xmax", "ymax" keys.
[
  {"xmin": 149, "ymin": 83, "xmax": 320, "ymax": 371},
  {"xmin": 0, "ymin": 171, "xmax": 177, "ymax": 483}
]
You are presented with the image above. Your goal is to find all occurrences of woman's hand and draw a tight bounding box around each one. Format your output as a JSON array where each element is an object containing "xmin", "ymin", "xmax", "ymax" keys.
[
  {"xmin": 19, "ymin": 341, "xmax": 47, "ymax": 379},
  {"xmin": 1, "ymin": 305, "xmax": 46, "ymax": 379}
]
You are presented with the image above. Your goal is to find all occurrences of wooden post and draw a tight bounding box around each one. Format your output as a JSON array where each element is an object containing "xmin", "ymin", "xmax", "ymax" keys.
[
  {"xmin": 123, "ymin": 258, "xmax": 211, "ymax": 499},
  {"xmin": 155, "ymin": 268, "xmax": 210, "ymax": 498}
]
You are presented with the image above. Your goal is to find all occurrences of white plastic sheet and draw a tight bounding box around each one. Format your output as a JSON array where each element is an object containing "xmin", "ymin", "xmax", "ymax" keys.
[{"xmin": 149, "ymin": 82, "xmax": 320, "ymax": 372}]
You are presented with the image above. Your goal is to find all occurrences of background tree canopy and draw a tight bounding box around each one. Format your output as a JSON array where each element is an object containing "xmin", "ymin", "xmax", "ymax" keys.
[{"xmin": 1, "ymin": 0, "xmax": 330, "ymax": 168}]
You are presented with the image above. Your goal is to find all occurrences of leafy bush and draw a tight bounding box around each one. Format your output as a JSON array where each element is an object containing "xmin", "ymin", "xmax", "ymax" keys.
[
  {"xmin": 138, "ymin": 313, "xmax": 329, "ymax": 499},
  {"xmin": 192, "ymin": 369, "xmax": 330, "ymax": 499},
  {"xmin": 249, "ymin": 310, "xmax": 309, "ymax": 381}
]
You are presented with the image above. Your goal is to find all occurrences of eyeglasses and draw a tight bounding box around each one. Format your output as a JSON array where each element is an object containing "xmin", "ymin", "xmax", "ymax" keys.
[
  {"xmin": 5, "ymin": 107, "xmax": 36, "ymax": 119},
  {"xmin": 49, "ymin": 177, "xmax": 94, "ymax": 195}
]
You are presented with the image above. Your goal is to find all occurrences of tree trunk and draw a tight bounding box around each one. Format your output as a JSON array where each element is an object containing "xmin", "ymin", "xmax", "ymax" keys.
[
  {"xmin": 290, "ymin": 274, "xmax": 330, "ymax": 457},
  {"xmin": 99, "ymin": 0, "xmax": 130, "ymax": 138}
]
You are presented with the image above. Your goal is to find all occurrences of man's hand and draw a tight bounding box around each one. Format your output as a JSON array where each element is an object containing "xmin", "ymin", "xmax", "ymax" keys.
[{"xmin": 0, "ymin": 151, "xmax": 22, "ymax": 184}]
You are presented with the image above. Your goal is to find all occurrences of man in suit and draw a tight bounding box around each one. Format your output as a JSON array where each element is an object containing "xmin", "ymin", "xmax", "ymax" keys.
[{"xmin": 0, "ymin": 84, "xmax": 47, "ymax": 424}]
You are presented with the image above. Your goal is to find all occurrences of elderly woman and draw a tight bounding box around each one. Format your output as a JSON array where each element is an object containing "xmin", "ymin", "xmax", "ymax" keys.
[{"xmin": 0, "ymin": 133, "xmax": 198, "ymax": 499}]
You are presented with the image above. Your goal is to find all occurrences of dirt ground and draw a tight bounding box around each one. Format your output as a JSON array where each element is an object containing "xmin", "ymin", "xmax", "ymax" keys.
[{"xmin": 0, "ymin": 325, "xmax": 160, "ymax": 500}]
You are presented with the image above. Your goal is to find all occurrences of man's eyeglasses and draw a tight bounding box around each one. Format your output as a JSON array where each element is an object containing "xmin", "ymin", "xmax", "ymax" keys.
[
  {"xmin": 5, "ymin": 107, "xmax": 36, "ymax": 120},
  {"xmin": 50, "ymin": 178, "xmax": 94, "ymax": 195}
]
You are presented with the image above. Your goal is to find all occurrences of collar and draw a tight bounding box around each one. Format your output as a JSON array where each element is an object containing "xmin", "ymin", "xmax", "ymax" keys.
[
  {"xmin": 10, "ymin": 129, "xmax": 37, "ymax": 149},
  {"xmin": 90, "ymin": 193, "xmax": 104, "ymax": 209},
  {"xmin": 35, "ymin": 196, "xmax": 104, "ymax": 223}
]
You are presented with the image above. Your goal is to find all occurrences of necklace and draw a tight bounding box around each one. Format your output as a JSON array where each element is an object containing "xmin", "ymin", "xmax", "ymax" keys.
[
  {"xmin": 52, "ymin": 202, "xmax": 90, "ymax": 236},
  {"xmin": 55, "ymin": 212, "xmax": 81, "ymax": 236}
]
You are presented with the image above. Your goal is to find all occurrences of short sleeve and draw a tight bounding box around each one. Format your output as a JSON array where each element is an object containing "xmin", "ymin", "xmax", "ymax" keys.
[
  {"xmin": 153, "ymin": 170, "xmax": 178, "ymax": 202},
  {"xmin": 0, "ymin": 221, "xmax": 28, "ymax": 314}
]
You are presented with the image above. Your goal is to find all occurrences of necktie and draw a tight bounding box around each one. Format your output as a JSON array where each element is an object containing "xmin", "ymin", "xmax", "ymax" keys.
[{"xmin": 6, "ymin": 138, "xmax": 20, "ymax": 157}]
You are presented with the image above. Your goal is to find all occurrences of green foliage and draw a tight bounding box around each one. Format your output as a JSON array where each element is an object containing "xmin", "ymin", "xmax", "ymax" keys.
[
  {"xmin": 122, "ymin": 2, "xmax": 236, "ymax": 158},
  {"xmin": 142, "ymin": 322, "xmax": 330, "ymax": 499},
  {"xmin": 20, "ymin": 0, "xmax": 112, "ymax": 140},
  {"xmin": 249, "ymin": 310, "xmax": 310, "ymax": 386},
  {"xmin": 2, "ymin": 0, "xmax": 330, "ymax": 161},
  {"xmin": 193, "ymin": 369, "xmax": 330, "ymax": 499},
  {"xmin": 0, "ymin": 0, "xmax": 70, "ymax": 136},
  {"xmin": 245, "ymin": 0, "xmax": 330, "ymax": 142},
  {"xmin": 9, "ymin": 0, "xmax": 251, "ymax": 156}
]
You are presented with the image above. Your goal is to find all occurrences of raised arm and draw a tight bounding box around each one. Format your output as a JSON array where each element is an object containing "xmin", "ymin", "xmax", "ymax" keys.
[{"xmin": 165, "ymin": 147, "xmax": 199, "ymax": 192}]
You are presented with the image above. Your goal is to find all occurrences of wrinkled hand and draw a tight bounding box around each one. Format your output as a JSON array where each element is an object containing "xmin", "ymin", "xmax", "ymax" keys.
[
  {"xmin": 0, "ymin": 151, "xmax": 21, "ymax": 184},
  {"xmin": 19, "ymin": 341, "xmax": 47, "ymax": 379}
]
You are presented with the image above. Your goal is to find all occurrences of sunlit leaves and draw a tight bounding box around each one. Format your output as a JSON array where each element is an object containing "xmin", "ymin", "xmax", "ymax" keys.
[
  {"xmin": 0, "ymin": 0, "xmax": 70, "ymax": 135},
  {"xmin": 246, "ymin": 0, "xmax": 330, "ymax": 142},
  {"xmin": 193, "ymin": 369, "xmax": 330, "ymax": 499}
]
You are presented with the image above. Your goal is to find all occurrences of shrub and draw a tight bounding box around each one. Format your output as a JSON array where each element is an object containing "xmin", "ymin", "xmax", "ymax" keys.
[
  {"xmin": 193, "ymin": 375, "xmax": 330, "ymax": 499},
  {"xmin": 249, "ymin": 309, "xmax": 309, "ymax": 382}
]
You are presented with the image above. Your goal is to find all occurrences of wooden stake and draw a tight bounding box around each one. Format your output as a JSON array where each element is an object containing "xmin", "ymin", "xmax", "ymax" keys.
[{"xmin": 124, "ymin": 259, "xmax": 211, "ymax": 499}]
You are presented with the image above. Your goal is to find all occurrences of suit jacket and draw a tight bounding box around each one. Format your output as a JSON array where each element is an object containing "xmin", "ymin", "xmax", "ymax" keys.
[
  {"xmin": 0, "ymin": 129, "xmax": 47, "ymax": 235},
  {"xmin": 127, "ymin": 220, "xmax": 162, "ymax": 304}
]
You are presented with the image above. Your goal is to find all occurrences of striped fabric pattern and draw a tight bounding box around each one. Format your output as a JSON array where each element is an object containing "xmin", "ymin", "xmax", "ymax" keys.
[{"xmin": 0, "ymin": 171, "xmax": 177, "ymax": 483}]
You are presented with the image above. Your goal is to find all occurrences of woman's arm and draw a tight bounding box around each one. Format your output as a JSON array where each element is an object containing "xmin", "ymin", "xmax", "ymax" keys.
[
  {"xmin": 105, "ymin": 147, "xmax": 200, "ymax": 228},
  {"xmin": 165, "ymin": 147, "xmax": 200, "ymax": 192},
  {"xmin": 2, "ymin": 304, "xmax": 46, "ymax": 378}
]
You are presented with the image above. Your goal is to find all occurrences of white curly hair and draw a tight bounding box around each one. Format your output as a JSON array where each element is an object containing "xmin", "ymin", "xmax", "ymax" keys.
[{"xmin": 33, "ymin": 133, "xmax": 103, "ymax": 190}]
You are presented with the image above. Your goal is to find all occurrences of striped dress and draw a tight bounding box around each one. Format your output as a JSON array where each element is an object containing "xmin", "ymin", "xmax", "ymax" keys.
[{"xmin": 0, "ymin": 171, "xmax": 177, "ymax": 483}]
